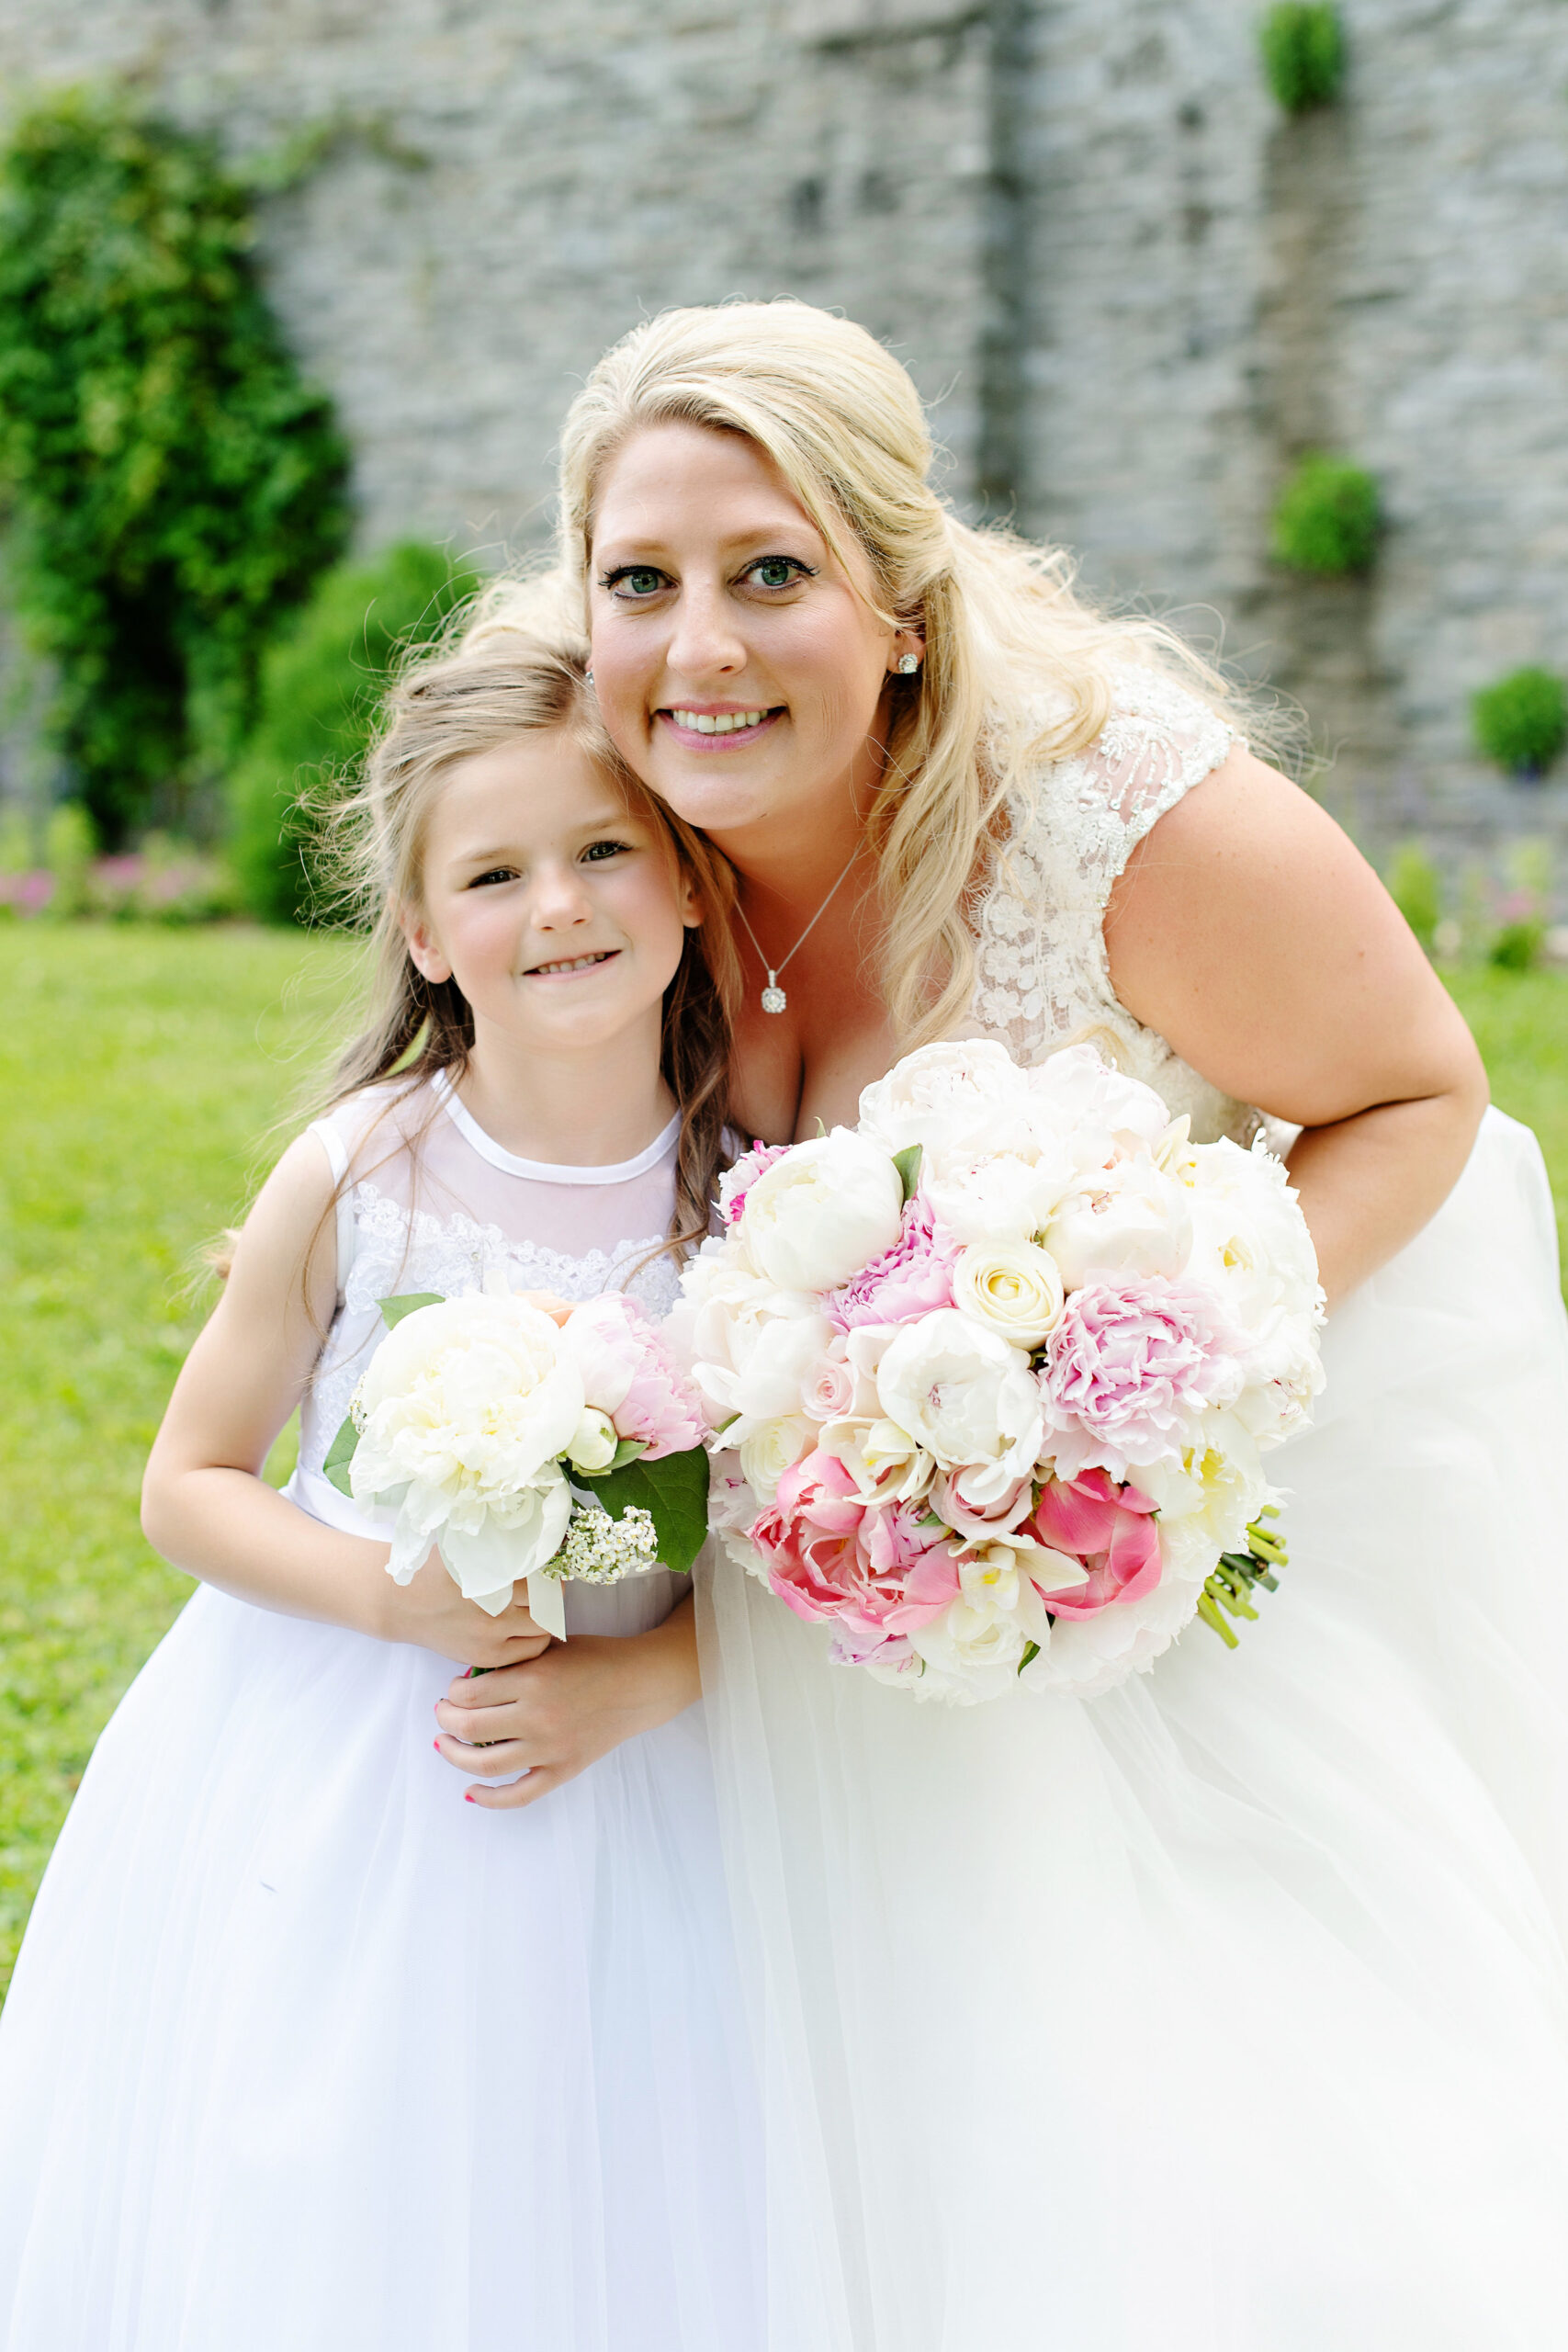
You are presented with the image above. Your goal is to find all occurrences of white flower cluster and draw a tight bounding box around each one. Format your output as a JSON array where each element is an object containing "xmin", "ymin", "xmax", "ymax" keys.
[
  {"xmin": 547, "ymin": 1501, "xmax": 660, "ymax": 1585},
  {"xmin": 674, "ymin": 1040, "xmax": 1325, "ymax": 1704}
]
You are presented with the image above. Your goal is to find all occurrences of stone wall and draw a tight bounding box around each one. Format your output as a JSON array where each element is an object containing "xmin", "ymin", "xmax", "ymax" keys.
[{"xmin": 1, "ymin": 0, "xmax": 1565, "ymax": 858}]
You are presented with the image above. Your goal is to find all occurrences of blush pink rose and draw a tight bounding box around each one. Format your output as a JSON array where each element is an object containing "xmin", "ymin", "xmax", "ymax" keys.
[
  {"xmin": 1040, "ymin": 1277, "xmax": 1243, "ymax": 1480},
  {"xmin": 931, "ymin": 1467, "xmax": 1035, "ymax": 1544},
  {"xmin": 1024, "ymin": 1468, "xmax": 1162, "ymax": 1617},
  {"xmin": 826, "ymin": 1192, "xmax": 962, "ymax": 1329}
]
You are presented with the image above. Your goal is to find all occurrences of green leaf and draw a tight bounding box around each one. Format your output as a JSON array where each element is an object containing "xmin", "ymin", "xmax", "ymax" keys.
[
  {"xmin": 1018, "ymin": 1639, "xmax": 1041, "ymax": 1675},
  {"xmin": 891, "ymin": 1143, "xmax": 923, "ymax": 1204},
  {"xmin": 580, "ymin": 1444, "xmax": 711, "ymax": 1577},
  {"xmin": 607, "ymin": 1436, "xmax": 648, "ymax": 1472},
  {"xmin": 378, "ymin": 1291, "xmax": 443, "ymax": 1329},
  {"xmin": 322, "ymin": 1411, "xmax": 359, "ymax": 1497}
]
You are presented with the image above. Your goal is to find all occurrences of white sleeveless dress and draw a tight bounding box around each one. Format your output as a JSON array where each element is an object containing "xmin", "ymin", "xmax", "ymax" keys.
[
  {"xmin": 698, "ymin": 671, "xmax": 1568, "ymax": 2350},
  {"xmin": 0, "ymin": 1077, "xmax": 762, "ymax": 2352}
]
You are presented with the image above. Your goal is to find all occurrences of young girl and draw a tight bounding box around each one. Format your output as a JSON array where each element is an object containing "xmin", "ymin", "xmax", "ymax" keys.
[{"xmin": 0, "ymin": 633, "xmax": 762, "ymax": 2350}]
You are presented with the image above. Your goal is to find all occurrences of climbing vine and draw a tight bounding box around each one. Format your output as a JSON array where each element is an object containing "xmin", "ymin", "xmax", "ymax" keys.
[{"xmin": 0, "ymin": 87, "xmax": 349, "ymax": 842}]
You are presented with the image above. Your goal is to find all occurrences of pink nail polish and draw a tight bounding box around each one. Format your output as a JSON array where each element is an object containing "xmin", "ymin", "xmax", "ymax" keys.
[
  {"xmin": 433, "ymin": 1737, "xmax": 442, "ymax": 1752},
  {"xmin": 463, "ymin": 1790, "xmax": 477, "ymax": 1804}
]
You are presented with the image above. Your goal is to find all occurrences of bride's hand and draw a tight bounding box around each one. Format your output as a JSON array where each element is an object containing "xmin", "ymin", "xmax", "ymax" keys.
[
  {"xmin": 378, "ymin": 1546, "xmax": 553, "ymax": 1669},
  {"xmin": 432, "ymin": 1600, "xmax": 702, "ymax": 1808}
]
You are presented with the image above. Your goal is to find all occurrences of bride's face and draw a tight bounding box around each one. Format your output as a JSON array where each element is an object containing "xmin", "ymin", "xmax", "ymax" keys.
[{"xmin": 587, "ymin": 423, "xmax": 913, "ymax": 848}]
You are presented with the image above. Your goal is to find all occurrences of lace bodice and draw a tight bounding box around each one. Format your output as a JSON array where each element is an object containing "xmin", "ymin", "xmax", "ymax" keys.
[
  {"xmin": 970, "ymin": 668, "xmax": 1259, "ymax": 1147},
  {"xmin": 287, "ymin": 1074, "xmax": 687, "ymax": 1635}
]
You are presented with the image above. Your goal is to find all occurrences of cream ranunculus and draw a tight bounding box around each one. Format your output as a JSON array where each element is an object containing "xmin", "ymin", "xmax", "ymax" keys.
[
  {"xmin": 953, "ymin": 1238, "xmax": 1066, "ymax": 1347},
  {"xmin": 350, "ymin": 1294, "xmax": 585, "ymax": 1610},
  {"xmin": 873, "ymin": 1308, "xmax": 1044, "ymax": 1502},
  {"xmin": 740, "ymin": 1132, "xmax": 905, "ymax": 1294}
]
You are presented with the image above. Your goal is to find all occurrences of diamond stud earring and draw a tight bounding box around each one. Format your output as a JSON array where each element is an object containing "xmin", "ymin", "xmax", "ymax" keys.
[
  {"xmin": 897, "ymin": 652, "xmax": 920, "ymax": 674},
  {"xmin": 584, "ymin": 668, "xmax": 594, "ymax": 686}
]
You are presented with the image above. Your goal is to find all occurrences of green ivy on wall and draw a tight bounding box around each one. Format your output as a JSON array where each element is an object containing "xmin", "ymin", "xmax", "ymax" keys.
[
  {"xmin": 0, "ymin": 87, "xmax": 350, "ymax": 844},
  {"xmin": 1260, "ymin": 6, "xmax": 1346, "ymax": 116},
  {"xmin": 1271, "ymin": 452, "xmax": 1379, "ymax": 578}
]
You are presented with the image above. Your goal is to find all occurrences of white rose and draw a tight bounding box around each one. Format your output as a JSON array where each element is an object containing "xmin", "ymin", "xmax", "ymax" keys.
[
  {"xmin": 738, "ymin": 1415, "xmax": 817, "ymax": 1502},
  {"xmin": 566, "ymin": 1407, "xmax": 619, "ymax": 1474},
  {"xmin": 741, "ymin": 1132, "xmax": 905, "ymax": 1294},
  {"xmin": 1043, "ymin": 1159, "xmax": 1193, "ymax": 1288},
  {"xmin": 874, "ymin": 1309, "xmax": 1043, "ymax": 1503},
  {"xmin": 953, "ymin": 1239, "xmax": 1066, "ymax": 1347}
]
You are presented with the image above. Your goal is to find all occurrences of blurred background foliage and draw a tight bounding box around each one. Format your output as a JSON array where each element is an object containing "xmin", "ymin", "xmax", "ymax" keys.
[{"xmin": 0, "ymin": 88, "xmax": 350, "ymax": 845}]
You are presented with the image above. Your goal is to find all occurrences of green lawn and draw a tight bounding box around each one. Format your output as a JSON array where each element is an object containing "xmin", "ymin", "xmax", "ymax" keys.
[{"xmin": 0, "ymin": 928, "xmax": 1564, "ymax": 1999}]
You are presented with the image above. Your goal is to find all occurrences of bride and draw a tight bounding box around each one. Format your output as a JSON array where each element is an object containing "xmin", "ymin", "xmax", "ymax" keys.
[{"xmin": 457, "ymin": 300, "xmax": 1568, "ymax": 2347}]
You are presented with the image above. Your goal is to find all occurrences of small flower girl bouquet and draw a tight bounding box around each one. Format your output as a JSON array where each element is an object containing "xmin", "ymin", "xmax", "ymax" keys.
[
  {"xmin": 324, "ymin": 1287, "xmax": 710, "ymax": 1639},
  {"xmin": 676, "ymin": 1040, "xmax": 1325, "ymax": 1702}
]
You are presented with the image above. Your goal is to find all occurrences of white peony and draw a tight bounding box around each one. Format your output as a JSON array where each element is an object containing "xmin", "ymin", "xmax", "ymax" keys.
[
  {"xmin": 741, "ymin": 1132, "xmax": 905, "ymax": 1293},
  {"xmin": 565, "ymin": 1407, "xmax": 619, "ymax": 1474},
  {"xmin": 1025, "ymin": 1044, "xmax": 1171, "ymax": 1161},
  {"xmin": 874, "ymin": 1308, "xmax": 1044, "ymax": 1503},
  {"xmin": 1185, "ymin": 1136, "xmax": 1325, "ymax": 1430},
  {"xmin": 1043, "ymin": 1159, "xmax": 1194, "ymax": 1288},
  {"xmin": 350, "ymin": 1294, "xmax": 584, "ymax": 1612},
  {"xmin": 924, "ymin": 1148, "xmax": 1072, "ymax": 1244},
  {"xmin": 904, "ymin": 1557, "xmax": 1055, "ymax": 1703},
  {"xmin": 953, "ymin": 1238, "xmax": 1066, "ymax": 1347},
  {"xmin": 857, "ymin": 1038, "xmax": 1035, "ymax": 1167},
  {"xmin": 557, "ymin": 1291, "xmax": 647, "ymax": 1416}
]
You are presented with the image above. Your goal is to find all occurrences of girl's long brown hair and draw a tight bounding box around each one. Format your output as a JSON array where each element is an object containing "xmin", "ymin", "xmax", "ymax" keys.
[{"xmin": 318, "ymin": 620, "xmax": 740, "ymax": 1261}]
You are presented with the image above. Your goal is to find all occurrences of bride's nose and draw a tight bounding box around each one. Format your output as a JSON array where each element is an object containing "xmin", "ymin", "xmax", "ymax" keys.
[{"xmin": 664, "ymin": 575, "xmax": 748, "ymax": 681}]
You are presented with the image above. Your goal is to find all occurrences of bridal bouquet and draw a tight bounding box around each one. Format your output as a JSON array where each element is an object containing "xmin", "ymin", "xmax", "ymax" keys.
[
  {"xmin": 676, "ymin": 1041, "xmax": 1324, "ymax": 1703},
  {"xmin": 323, "ymin": 1286, "xmax": 710, "ymax": 1638}
]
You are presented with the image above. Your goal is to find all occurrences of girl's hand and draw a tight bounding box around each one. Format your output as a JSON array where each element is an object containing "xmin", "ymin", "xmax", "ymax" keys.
[
  {"xmin": 379, "ymin": 1545, "xmax": 553, "ymax": 1669},
  {"xmin": 432, "ymin": 1600, "xmax": 702, "ymax": 1808}
]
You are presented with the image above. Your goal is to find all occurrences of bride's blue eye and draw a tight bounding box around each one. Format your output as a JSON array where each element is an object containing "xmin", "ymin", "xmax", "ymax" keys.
[
  {"xmin": 745, "ymin": 556, "xmax": 812, "ymax": 591},
  {"xmin": 600, "ymin": 566, "xmax": 668, "ymax": 599}
]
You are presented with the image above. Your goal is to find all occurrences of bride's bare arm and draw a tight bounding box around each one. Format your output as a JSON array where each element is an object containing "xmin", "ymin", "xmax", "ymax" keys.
[{"xmin": 1105, "ymin": 745, "xmax": 1488, "ymax": 1306}]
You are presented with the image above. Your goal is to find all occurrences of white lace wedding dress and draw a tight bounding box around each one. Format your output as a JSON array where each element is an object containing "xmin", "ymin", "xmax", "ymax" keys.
[
  {"xmin": 0, "ymin": 1078, "xmax": 761, "ymax": 2352},
  {"xmin": 698, "ymin": 672, "xmax": 1568, "ymax": 2350}
]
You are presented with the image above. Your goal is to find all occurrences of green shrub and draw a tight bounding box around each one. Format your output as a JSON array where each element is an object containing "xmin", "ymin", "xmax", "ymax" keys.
[
  {"xmin": 1471, "ymin": 667, "xmax": 1567, "ymax": 781},
  {"xmin": 1260, "ymin": 5, "xmax": 1346, "ymax": 114},
  {"xmin": 43, "ymin": 803, "xmax": 93, "ymax": 919},
  {"xmin": 1387, "ymin": 844, "xmax": 1441, "ymax": 954},
  {"xmin": 0, "ymin": 87, "xmax": 349, "ymax": 845},
  {"xmin": 1271, "ymin": 453, "xmax": 1379, "ymax": 577},
  {"xmin": 227, "ymin": 541, "xmax": 479, "ymax": 924}
]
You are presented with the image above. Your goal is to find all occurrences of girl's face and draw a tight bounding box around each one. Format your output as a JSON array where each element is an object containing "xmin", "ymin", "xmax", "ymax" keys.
[
  {"xmin": 587, "ymin": 423, "xmax": 921, "ymax": 852},
  {"xmin": 401, "ymin": 731, "xmax": 701, "ymax": 1061}
]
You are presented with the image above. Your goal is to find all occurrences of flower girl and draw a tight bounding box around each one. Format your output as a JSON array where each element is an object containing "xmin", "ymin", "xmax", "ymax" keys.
[{"xmin": 0, "ymin": 632, "xmax": 761, "ymax": 2350}]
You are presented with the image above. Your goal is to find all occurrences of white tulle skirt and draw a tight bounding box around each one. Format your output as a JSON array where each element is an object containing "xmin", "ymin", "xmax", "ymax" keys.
[
  {"xmin": 697, "ymin": 1107, "xmax": 1568, "ymax": 2351},
  {"xmin": 0, "ymin": 1578, "xmax": 762, "ymax": 2350}
]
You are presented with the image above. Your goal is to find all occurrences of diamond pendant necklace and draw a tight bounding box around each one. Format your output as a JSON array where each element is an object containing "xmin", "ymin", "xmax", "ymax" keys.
[{"xmin": 733, "ymin": 843, "xmax": 863, "ymax": 1015}]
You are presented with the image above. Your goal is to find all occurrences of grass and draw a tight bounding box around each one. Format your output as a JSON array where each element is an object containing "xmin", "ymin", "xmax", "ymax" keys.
[
  {"xmin": 0, "ymin": 925, "xmax": 358, "ymax": 1998},
  {"xmin": 0, "ymin": 928, "xmax": 1564, "ymax": 2000}
]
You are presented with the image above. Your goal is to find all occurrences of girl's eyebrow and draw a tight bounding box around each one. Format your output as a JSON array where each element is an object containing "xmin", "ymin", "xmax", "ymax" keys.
[{"xmin": 446, "ymin": 808, "xmax": 638, "ymax": 865}]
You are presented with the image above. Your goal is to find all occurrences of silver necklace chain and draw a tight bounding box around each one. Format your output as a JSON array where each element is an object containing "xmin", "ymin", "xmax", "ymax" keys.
[{"xmin": 733, "ymin": 844, "xmax": 862, "ymax": 1015}]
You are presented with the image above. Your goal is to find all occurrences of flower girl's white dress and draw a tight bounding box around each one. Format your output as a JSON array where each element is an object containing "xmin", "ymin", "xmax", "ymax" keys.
[
  {"xmin": 699, "ymin": 674, "xmax": 1568, "ymax": 2351},
  {"xmin": 0, "ymin": 1078, "xmax": 761, "ymax": 2352}
]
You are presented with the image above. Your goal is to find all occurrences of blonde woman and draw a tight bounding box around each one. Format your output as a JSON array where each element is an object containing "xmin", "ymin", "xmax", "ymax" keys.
[{"xmin": 469, "ymin": 303, "xmax": 1568, "ymax": 2349}]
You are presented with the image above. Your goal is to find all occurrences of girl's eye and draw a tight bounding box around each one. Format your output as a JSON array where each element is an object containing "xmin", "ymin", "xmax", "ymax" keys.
[
  {"xmin": 600, "ymin": 565, "xmax": 669, "ymax": 600},
  {"xmin": 581, "ymin": 838, "xmax": 631, "ymax": 864},
  {"xmin": 744, "ymin": 555, "xmax": 813, "ymax": 592},
  {"xmin": 468, "ymin": 866, "xmax": 518, "ymax": 889}
]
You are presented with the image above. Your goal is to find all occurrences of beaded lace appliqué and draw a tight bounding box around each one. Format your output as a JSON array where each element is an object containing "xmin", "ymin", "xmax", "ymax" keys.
[{"xmin": 971, "ymin": 669, "xmax": 1259, "ymax": 1148}]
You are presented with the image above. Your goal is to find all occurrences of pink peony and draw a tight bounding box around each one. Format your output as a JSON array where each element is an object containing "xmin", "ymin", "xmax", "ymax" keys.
[
  {"xmin": 611, "ymin": 1306, "xmax": 709, "ymax": 1459},
  {"xmin": 718, "ymin": 1140, "xmax": 792, "ymax": 1227},
  {"xmin": 750, "ymin": 1452, "xmax": 959, "ymax": 1667},
  {"xmin": 826, "ymin": 1192, "xmax": 962, "ymax": 1329},
  {"xmin": 1024, "ymin": 1469, "xmax": 1162, "ymax": 1617},
  {"xmin": 1040, "ymin": 1277, "xmax": 1243, "ymax": 1480}
]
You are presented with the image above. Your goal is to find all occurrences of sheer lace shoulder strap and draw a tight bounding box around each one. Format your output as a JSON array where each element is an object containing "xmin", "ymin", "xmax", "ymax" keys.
[{"xmin": 301, "ymin": 1087, "xmax": 409, "ymax": 1303}]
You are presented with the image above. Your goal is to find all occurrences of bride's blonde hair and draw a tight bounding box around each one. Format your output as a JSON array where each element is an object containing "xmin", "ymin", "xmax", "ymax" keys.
[{"xmin": 477, "ymin": 300, "xmax": 1250, "ymax": 1046}]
